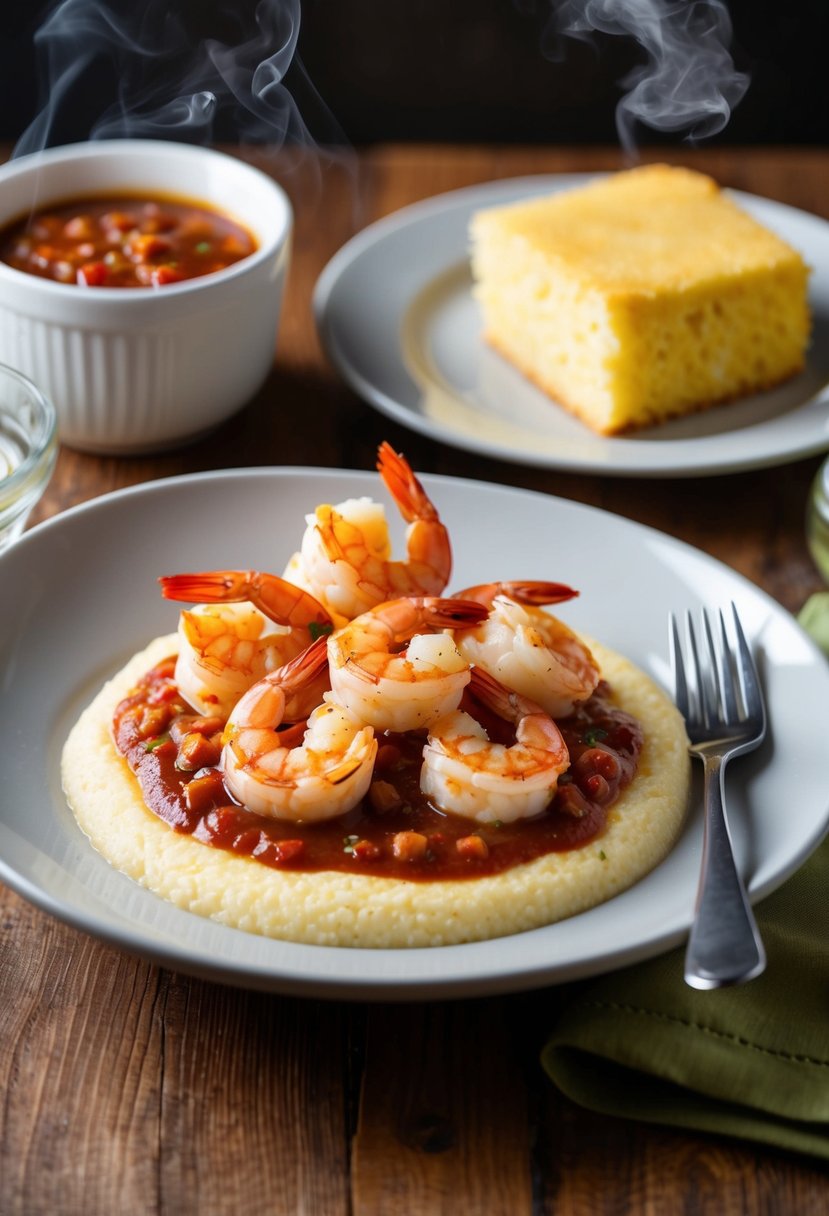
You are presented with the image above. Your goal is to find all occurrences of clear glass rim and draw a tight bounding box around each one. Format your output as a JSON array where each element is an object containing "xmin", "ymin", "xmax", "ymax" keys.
[{"xmin": 0, "ymin": 363, "xmax": 57, "ymax": 496}]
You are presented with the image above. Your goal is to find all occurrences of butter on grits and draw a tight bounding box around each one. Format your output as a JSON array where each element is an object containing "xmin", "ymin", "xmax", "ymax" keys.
[
  {"xmin": 61, "ymin": 634, "xmax": 690, "ymax": 950},
  {"xmin": 469, "ymin": 164, "xmax": 811, "ymax": 435}
]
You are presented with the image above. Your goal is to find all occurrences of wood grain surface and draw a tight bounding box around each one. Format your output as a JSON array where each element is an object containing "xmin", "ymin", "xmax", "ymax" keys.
[{"xmin": 2, "ymin": 144, "xmax": 827, "ymax": 1215}]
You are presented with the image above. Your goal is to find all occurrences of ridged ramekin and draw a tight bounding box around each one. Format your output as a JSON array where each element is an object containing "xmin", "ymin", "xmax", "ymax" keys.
[{"xmin": 0, "ymin": 140, "xmax": 292, "ymax": 453}]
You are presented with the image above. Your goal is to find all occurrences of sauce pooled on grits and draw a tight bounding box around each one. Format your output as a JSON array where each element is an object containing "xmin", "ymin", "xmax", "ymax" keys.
[{"xmin": 112, "ymin": 656, "xmax": 643, "ymax": 881}]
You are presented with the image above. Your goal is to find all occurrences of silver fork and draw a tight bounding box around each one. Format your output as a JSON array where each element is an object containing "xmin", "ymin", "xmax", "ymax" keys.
[{"xmin": 670, "ymin": 604, "xmax": 767, "ymax": 990}]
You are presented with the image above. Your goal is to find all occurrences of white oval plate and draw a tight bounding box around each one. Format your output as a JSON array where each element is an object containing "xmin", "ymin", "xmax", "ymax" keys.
[
  {"xmin": 315, "ymin": 175, "xmax": 829, "ymax": 477},
  {"xmin": 2, "ymin": 468, "xmax": 828, "ymax": 999}
]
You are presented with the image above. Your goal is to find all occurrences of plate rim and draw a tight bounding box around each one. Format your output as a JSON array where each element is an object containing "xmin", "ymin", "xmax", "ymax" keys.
[
  {"xmin": 314, "ymin": 172, "xmax": 829, "ymax": 478},
  {"xmin": 4, "ymin": 464, "xmax": 829, "ymax": 1000}
]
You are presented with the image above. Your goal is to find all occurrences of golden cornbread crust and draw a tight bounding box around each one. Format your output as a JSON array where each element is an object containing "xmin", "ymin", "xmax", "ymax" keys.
[
  {"xmin": 62, "ymin": 634, "xmax": 690, "ymax": 949},
  {"xmin": 471, "ymin": 164, "xmax": 811, "ymax": 435},
  {"xmin": 484, "ymin": 329, "xmax": 807, "ymax": 436}
]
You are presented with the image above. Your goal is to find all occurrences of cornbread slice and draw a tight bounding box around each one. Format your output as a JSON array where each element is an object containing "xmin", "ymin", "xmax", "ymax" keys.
[{"xmin": 470, "ymin": 165, "xmax": 811, "ymax": 434}]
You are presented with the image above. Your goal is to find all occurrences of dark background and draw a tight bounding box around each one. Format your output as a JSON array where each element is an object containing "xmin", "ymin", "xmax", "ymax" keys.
[{"xmin": 0, "ymin": 0, "xmax": 825, "ymax": 151}]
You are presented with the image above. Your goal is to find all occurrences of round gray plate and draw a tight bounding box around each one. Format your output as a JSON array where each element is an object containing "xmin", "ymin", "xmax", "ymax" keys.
[
  {"xmin": 2, "ymin": 467, "xmax": 827, "ymax": 998},
  {"xmin": 315, "ymin": 175, "xmax": 829, "ymax": 477}
]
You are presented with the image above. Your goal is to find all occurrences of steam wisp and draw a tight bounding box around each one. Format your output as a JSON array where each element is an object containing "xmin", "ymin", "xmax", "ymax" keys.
[
  {"xmin": 15, "ymin": 0, "xmax": 343, "ymax": 159},
  {"xmin": 542, "ymin": 0, "xmax": 750, "ymax": 152}
]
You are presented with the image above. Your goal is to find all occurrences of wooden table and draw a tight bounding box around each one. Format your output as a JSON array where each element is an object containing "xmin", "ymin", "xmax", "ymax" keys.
[{"xmin": 2, "ymin": 144, "xmax": 827, "ymax": 1214}]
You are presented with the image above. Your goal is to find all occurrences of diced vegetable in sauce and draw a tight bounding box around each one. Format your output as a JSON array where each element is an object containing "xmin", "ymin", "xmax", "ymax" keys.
[
  {"xmin": 0, "ymin": 195, "xmax": 257, "ymax": 288},
  {"xmin": 112, "ymin": 657, "xmax": 644, "ymax": 882}
]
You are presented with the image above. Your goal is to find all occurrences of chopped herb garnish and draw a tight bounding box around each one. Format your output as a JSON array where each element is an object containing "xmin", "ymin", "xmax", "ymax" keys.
[
  {"xmin": 343, "ymin": 834, "xmax": 359, "ymax": 855},
  {"xmin": 195, "ymin": 241, "xmax": 211, "ymax": 253},
  {"xmin": 584, "ymin": 727, "xmax": 609, "ymax": 747},
  {"xmin": 598, "ymin": 850, "xmax": 607, "ymax": 861},
  {"xmin": 492, "ymin": 819, "xmax": 503, "ymax": 829},
  {"xmin": 144, "ymin": 733, "xmax": 170, "ymax": 752},
  {"xmin": 309, "ymin": 620, "xmax": 334, "ymax": 641}
]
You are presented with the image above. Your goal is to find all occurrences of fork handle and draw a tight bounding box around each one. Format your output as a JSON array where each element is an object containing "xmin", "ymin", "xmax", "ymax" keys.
[{"xmin": 684, "ymin": 756, "xmax": 766, "ymax": 989}]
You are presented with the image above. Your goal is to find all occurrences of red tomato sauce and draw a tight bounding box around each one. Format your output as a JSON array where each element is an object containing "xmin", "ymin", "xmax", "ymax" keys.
[
  {"xmin": 0, "ymin": 195, "xmax": 257, "ymax": 287},
  {"xmin": 112, "ymin": 657, "xmax": 644, "ymax": 881}
]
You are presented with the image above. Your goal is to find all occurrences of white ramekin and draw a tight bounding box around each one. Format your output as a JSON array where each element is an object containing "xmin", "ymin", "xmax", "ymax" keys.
[{"xmin": 0, "ymin": 140, "xmax": 292, "ymax": 453}]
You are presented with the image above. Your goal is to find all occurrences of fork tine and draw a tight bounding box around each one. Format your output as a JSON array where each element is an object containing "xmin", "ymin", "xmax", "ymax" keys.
[
  {"xmin": 731, "ymin": 603, "xmax": 766, "ymax": 729},
  {"xmin": 669, "ymin": 612, "xmax": 691, "ymax": 720},
  {"xmin": 716, "ymin": 609, "xmax": 740, "ymax": 725},
  {"xmin": 701, "ymin": 609, "xmax": 726, "ymax": 724},
  {"xmin": 687, "ymin": 611, "xmax": 714, "ymax": 729}
]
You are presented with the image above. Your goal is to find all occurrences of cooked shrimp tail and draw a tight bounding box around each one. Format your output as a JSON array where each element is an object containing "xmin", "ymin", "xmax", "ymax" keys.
[
  {"xmin": 376, "ymin": 441, "xmax": 439, "ymax": 526},
  {"xmin": 286, "ymin": 445, "xmax": 453, "ymax": 621},
  {"xmin": 453, "ymin": 591, "xmax": 599, "ymax": 719},
  {"xmin": 369, "ymin": 595, "xmax": 488, "ymax": 642},
  {"xmin": 253, "ymin": 633, "xmax": 332, "ymax": 724},
  {"xmin": 327, "ymin": 595, "xmax": 487, "ymax": 733},
  {"xmin": 421, "ymin": 665, "xmax": 570, "ymax": 824},
  {"xmin": 222, "ymin": 636, "xmax": 376, "ymax": 823},
  {"xmin": 160, "ymin": 570, "xmax": 331, "ymax": 632},
  {"xmin": 159, "ymin": 571, "xmax": 332, "ymax": 719},
  {"xmin": 456, "ymin": 580, "xmax": 578, "ymax": 609},
  {"xmin": 224, "ymin": 635, "xmax": 330, "ymax": 741},
  {"xmin": 464, "ymin": 666, "xmax": 566, "ymax": 755},
  {"xmin": 377, "ymin": 441, "xmax": 452, "ymax": 593}
]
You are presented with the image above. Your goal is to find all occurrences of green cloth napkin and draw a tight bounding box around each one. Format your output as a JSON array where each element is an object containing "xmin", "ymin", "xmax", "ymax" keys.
[
  {"xmin": 542, "ymin": 841, "xmax": 829, "ymax": 1158},
  {"xmin": 542, "ymin": 600, "xmax": 829, "ymax": 1160}
]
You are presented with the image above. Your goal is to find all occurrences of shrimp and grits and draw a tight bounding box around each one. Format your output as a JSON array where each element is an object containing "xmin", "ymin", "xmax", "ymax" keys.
[{"xmin": 61, "ymin": 444, "xmax": 690, "ymax": 948}]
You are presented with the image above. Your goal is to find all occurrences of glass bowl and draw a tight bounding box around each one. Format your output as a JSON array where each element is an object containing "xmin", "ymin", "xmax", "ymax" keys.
[{"xmin": 0, "ymin": 363, "xmax": 57, "ymax": 551}]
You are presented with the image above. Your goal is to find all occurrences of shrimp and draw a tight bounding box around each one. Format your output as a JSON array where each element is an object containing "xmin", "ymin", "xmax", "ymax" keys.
[
  {"xmin": 452, "ymin": 582, "xmax": 600, "ymax": 719},
  {"xmin": 285, "ymin": 443, "xmax": 452, "ymax": 621},
  {"xmin": 421, "ymin": 666, "xmax": 570, "ymax": 824},
  {"xmin": 327, "ymin": 596, "xmax": 488, "ymax": 733},
  {"xmin": 222, "ymin": 638, "xmax": 377, "ymax": 823},
  {"xmin": 159, "ymin": 570, "xmax": 332, "ymax": 719},
  {"xmin": 456, "ymin": 580, "xmax": 578, "ymax": 609}
]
